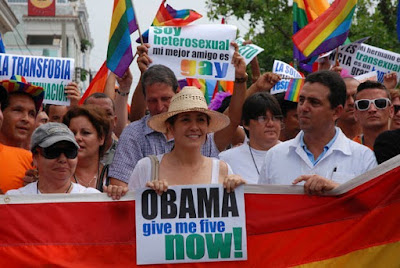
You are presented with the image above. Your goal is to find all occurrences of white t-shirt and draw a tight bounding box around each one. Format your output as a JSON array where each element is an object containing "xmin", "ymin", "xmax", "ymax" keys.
[
  {"xmin": 128, "ymin": 154, "xmax": 233, "ymax": 191},
  {"xmin": 6, "ymin": 182, "xmax": 100, "ymax": 195},
  {"xmin": 219, "ymin": 143, "xmax": 268, "ymax": 184}
]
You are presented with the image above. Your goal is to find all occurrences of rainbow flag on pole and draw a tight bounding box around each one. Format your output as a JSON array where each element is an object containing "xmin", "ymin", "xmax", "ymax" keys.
[
  {"xmin": 137, "ymin": 0, "xmax": 202, "ymax": 43},
  {"xmin": 284, "ymin": 78, "xmax": 304, "ymax": 102},
  {"xmin": 106, "ymin": 0, "xmax": 138, "ymax": 77},
  {"xmin": 293, "ymin": 0, "xmax": 357, "ymax": 59},
  {"xmin": 293, "ymin": 0, "xmax": 330, "ymax": 72}
]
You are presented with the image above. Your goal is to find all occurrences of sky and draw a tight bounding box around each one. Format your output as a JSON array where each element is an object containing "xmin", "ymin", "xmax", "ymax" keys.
[{"xmin": 85, "ymin": 0, "xmax": 250, "ymax": 86}]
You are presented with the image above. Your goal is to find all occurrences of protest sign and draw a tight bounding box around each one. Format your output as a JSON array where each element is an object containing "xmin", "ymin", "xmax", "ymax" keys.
[
  {"xmin": 149, "ymin": 25, "xmax": 237, "ymax": 81},
  {"xmin": 328, "ymin": 43, "xmax": 400, "ymax": 83},
  {"xmin": 354, "ymin": 71, "xmax": 378, "ymax": 83},
  {"xmin": 271, "ymin": 60, "xmax": 303, "ymax": 94},
  {"xmin": 236, "ymin": 38, "xmax": 264, "ymax": 65},
  {"xmin": 135, "ymin": 184, "xmax": 247, "ymax": 265},
  {"xmin": 0, "ymin": 53, "xmax": 74, "ymax": 105}
]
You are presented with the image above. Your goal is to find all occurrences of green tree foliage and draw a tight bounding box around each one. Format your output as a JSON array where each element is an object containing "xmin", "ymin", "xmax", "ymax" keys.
[{"xmin": 206, "ymin": 0, "xmax": 400, "ymax": 72}]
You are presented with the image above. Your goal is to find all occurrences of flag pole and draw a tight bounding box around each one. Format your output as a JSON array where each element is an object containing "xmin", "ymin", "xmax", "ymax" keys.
[{"xmin": 130, "ymin": 0, "xmax": 144, "ymax": 45}]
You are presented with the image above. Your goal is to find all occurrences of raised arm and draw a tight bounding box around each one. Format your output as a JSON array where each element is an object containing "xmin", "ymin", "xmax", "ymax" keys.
[
  {"xmin": 214, "ymin": 42, "xmax": 247, "ymax": 152},
  {"xmin": 114, "ymin": 69, "xmax": 133, "ymax": 137},
  {"xmin": 129, "ymin": 44, "xmax": 152, "ymax": 122}
]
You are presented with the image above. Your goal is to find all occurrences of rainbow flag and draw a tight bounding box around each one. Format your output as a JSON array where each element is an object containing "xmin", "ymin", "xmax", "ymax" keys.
[
  {"xmin": 284, "ymin": 78, "xmax": 304, "ymax": 102},
  {"xmin": 293, "ymin": 0, "xmax": 330, "ymax": 72},
  {"xmin": 1, "ymin": 156, "xmax": 399, "ymax": 266},
  {"xmin": 79, "ymin": 62, "xmax": 109, "ymax": 105},
  {"xmin": 106, "ymin": 0, "xmax": 138, "ymax": 77},
  {"xmin": 293, "ymin": 0, "xmax": 357, "ymax": 59},
  {"xmin": 137, "ymin": 0, "xmax": 202, "ymax": 43}
]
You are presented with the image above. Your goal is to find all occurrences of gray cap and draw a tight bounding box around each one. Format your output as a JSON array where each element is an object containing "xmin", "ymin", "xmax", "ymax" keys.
[{"xmin": 30, "ymin": 122, "xmax": 79, "ymax": 151}]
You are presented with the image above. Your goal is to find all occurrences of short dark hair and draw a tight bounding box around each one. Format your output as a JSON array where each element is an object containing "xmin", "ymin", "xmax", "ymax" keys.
[
  {"xmin": 272, "ymin": 92, "xmax": 298, "ymax": 117},
  {"xmin": 84, "ymin": 93, "xmax": 115, "ymax": 112},
  {"xmin": 356, "ymin": 80, "xmax": 391, "ymax": 100},
  {"xmin": 305, "ymin": 70, "xmax": 346, "ymax": 108},
  {"xmin": 242, "ymin": 92, "xmax": 282, "ymax": 126},
  {"xmin": 2, "ymin": 91, "xmax": 37, "ymax": 116},
  {"xmin": 63, "ymin": 105, "xmax": 110, "ymax": 157},
  {"xmin": 141, "ymin": 65, "xmax": 178, "ymax": 97}
]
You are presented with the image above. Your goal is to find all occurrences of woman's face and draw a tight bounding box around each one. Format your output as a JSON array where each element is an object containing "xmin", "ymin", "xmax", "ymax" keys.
[
  {"xmin": 167, "ymin": 112, "xmax": 209, "ymax": 148},
  {"xmin": 34, "ymin": 141, "xmax": 78, "ymax": 182},
  {"xmin": 391, "ymin": 97, "xmax": 400, "ymax": 130},
  {"xmin": 68, "ymin": 115, "xmax": 104, "ymax": 160},
  {"xmin": 245, "ymin": 110, "xmax": 282, "ymax": 150}
]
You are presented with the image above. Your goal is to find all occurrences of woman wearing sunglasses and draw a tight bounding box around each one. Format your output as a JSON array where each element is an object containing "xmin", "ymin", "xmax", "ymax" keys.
[
  {"xmin": 63, "ymin": 105, "xmax": 110, "ymax": 191},
  {"xmin": 389, "ymin": 89, "xmax": 400, "ymax": 130},
  {"xmin": 6, "ymin": 123, "xmax": 99, "ymax": 194}
]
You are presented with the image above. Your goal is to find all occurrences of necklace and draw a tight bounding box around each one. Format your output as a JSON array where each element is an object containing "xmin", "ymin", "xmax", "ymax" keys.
[
  {"xmin": 37, "ymin": 181, "xmax": 73, "ymax": 194},
  {"xmin": 248, "ymin": 144, "xmax": 260, "ymax": 175},
  {"xmin": 74, "ymin": 174, "xmax": 97, "ymax": 188}
]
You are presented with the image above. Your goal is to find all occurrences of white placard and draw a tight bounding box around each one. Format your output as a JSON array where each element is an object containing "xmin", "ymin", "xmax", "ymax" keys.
[
  {"xmin": 149, "ymin": 25, "xmax": 237, "ymax": 81},
  {"xmin": 135, "ymin": 184, "xmax": 247, "ymax": 265},
  {"xmin": 270, "ymin": 60, "xmax": 302, "ymax": 94},
  {"xmin": 236, "ymin": 38, "xmax": 264, "ymax": 65},
  {"xmin": 328, "ymin": 42, "xmax": 400, "ymax": 83},
  {"xmin": 0, "ymin": 53, "xmax": 74, "ymax": 105}
]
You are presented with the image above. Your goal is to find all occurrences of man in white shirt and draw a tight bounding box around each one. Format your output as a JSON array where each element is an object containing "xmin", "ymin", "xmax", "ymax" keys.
[{"xmin": 258, "ymin": 71, "xmax": 377, "ymax": 195}]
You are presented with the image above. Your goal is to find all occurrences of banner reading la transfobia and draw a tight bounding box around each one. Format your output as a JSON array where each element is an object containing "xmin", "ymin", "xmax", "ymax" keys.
[
  {"xmin": 135, "ymin": 184, "xmax": 247, "ymax": 265},
  {"xmin": 149, "ymin": 25, "xmax": 237, "ymax": 81},
  {"xmin": 0, "ymin": 53, "xmax": 74, "ymax": 105}
]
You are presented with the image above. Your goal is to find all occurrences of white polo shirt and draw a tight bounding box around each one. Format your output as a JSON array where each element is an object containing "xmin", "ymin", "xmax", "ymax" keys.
[{"xmin": 258, "ymin": 127, "xmax": 377, "ymax": 185}]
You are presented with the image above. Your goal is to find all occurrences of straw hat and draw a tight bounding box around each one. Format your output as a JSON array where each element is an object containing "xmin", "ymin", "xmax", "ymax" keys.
[{"xmin": 148, "ymin": 86, "xmax": 230, "ymax": 133}]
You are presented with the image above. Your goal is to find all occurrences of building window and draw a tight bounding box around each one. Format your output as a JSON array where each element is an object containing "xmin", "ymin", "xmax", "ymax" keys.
[{"xmin": 27, "ymin": 35, "xmax": 61, "ymax": 45}]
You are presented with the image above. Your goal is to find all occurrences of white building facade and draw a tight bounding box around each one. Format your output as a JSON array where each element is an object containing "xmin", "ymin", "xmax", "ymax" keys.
[{"xmin": 2, "ymin": 0, "xmax": 92, "ymax": 85}]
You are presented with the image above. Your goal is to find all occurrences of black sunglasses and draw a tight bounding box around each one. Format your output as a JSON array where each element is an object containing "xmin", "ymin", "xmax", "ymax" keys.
[
  {"xmin": 355, "ymin": 98, "xmax": 390, "ymax": 111},
  {"xmin": 39, "ymin": 146, "xmax": 78, "ymax": 159},
  {"xmin": 394, "ymin": 105, "xmax": 400, "ymax": 114}
]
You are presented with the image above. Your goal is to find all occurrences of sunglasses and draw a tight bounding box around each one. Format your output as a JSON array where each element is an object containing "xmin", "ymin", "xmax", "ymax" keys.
[
  {"xmin": 394, "ymin": 105, "xmax": 400, "ymax": 114},
  {"xmin": 355, "ymin": 98, "xmax": 391, "ymax": 111},
  {"xmin": 39, "ymin": 146, "xmax": 78, "ymax": 159}
]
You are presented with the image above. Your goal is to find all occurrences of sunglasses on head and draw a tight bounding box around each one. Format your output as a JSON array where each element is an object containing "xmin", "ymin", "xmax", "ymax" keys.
[
  {"xmin": 394, "ymin": 105, "xmax": 400, "ymax": 114},
  {"xmin": 355, "ymin": 98, "xmax": 391, "ymax": 111},
  {"xmin": 39, "ymin": 146, "xmax": 78, "ymax": 159}
]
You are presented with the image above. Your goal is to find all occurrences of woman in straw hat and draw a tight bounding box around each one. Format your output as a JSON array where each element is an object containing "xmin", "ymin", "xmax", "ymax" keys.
[{"xmin": 128, "ymin": 86, "xmax": 246, "ymax": 194}]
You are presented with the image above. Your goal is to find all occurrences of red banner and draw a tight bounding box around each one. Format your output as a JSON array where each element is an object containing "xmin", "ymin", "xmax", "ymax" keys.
[
  {"xmin": 28, "ymin": 0, "xmax": 55, "ymax": 17},
  {"xmin": 0, "ymin": 156, "xmax": 399, "ymax": 266}
]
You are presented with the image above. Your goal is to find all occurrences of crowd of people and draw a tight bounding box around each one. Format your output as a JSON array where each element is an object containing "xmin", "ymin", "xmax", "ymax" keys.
[{"xmin": 0, "ymin": 41, "xmax": 399, "ymax": 197}]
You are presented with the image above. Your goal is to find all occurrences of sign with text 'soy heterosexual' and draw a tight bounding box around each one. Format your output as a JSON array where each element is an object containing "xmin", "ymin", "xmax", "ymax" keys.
[
  {"xmin": 135, "ymin": 185, "xmax": 247, "ymax": 265},
  {"xmin": 149, "ymin": 25, "xmax": 237, "ymax": 81},
  {"xmin": 0, "ymin": 53, "xmax": 74, "ymax": 105}
]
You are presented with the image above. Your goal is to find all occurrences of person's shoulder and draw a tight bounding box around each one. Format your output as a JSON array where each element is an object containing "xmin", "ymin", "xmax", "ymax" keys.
[
  {"xmin": 219, "ymin": 143, "xmax": 246, "ymax": 158},
  {"xmin": 1, "ymin": 144, "xmax": 32, "ymax": 156},
  {"xmin": 6, "ymin": 182, "xmax": 37, "ymax": 195},
  {"xmin": 72, "ymin": 183, "xmax": 100, "ymax": 193}
]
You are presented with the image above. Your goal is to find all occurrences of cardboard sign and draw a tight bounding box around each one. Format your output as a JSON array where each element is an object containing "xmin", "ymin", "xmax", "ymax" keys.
[
  {"xmin": 271, "ymin": 60, "xmax": 302, "ymax": 94},
  {"xmin": 0, "ymin": 53, "xmax": 74, "ymax": 105},
  {"xmin": 236, "ymin": 38, "xmax": 264, "ymax": 65},
  {"xmin": 329, "ymin": 43, "xmax": 400, "ymax": 83},
  {"xmin": 149, "ymin": 25, "xmax": 237, "ymax": 81},
  {"xmin": 135, "ymin": 184, "xmax": 247, "ymax": 265}
]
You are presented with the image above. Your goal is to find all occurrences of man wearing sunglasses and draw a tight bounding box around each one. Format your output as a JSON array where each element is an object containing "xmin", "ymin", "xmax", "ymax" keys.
[
  {"xmin": 353, "ymin": 81, "xmax": 394, "ymax": 150},
  {"xmin": 258, "ymin": 71, "xmax": 377, "ymax": 195}
]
